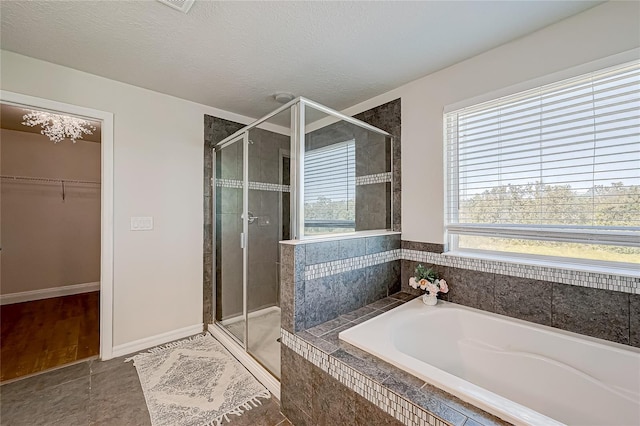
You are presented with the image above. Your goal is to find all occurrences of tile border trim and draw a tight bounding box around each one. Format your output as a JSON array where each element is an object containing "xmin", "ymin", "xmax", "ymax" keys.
[
  {"xmin": 305, "ymin": 249, "xmax": 401, "ymax": 280},
  {"xmin": 302, "ymin": 245, "xmax": 638, "ymax": 294},
  {"xmin": 355, "ymin": 172, "xmax": 392, "ymax": 186},
  {"xmin": 216, "ymin": 178, "xmax": 291, "ymax": 193},
  {"xmin": 402, "ymin": 248, "xmax": 639, "ymax": 295},
  {"xmin": 281, "ymin": 329, "xmax": 450, "ymax": 426}
]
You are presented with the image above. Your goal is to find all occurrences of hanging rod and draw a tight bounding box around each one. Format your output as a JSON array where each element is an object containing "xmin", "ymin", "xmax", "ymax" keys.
[
  {"xmin": 1, "ymin": 175, "xmax": 100, "ymax": 201},
  {"xmin": 0, "ymin": 175, "xmax": 100, "ymax": 185}
]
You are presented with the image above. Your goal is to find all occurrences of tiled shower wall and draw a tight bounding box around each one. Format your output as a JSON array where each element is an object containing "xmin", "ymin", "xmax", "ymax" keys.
[
  {"xmin": 306, "ymin": 120, "xmax": 391, "ymax": 231},
  {"xmin": 277, "ymin": 99, "xmax": 402, "ymax": 333},
  {"xmin": 400, "ymin": 241, "xmax": 640, "ymax": 348},
  {"xmin": 203, "ymin": 99, "xmax": 401, "ymax": 326},
  {"xmin": 214, "ymin": 141, "xmax": 244, "ymax": 321},
  {"xmin": 245, "ymin": 129, "xmax": 290, "ymax": 313},
  {"xmin": 355, "ymin": 99, "xmax": 401, "ymax": 232},
  {"xmin": 280, "ymin": 233, "xmax": 401, "ymax": 332},
  {"xmin": 203, "ymin": 116, "xmax": 244, "ymax": 326},
  {"xmin": 305, "ymin": 98, "xmax": 401, "ymax": 232},
  {"xmin": 206, "ymin": 120, "xmax": 290, "ymax": 323}
]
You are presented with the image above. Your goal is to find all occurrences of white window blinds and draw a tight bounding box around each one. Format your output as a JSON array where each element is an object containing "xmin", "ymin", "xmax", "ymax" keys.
[
  {"xmin": 445, "ymin": 60, "xmax": 640, "ymax": 253},
  {"xmin": 304, "ymin": 140, "xmax": 356, "ymax": 228}
]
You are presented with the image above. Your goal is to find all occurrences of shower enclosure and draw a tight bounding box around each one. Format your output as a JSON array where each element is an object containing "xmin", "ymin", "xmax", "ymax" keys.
[{"xmin": 211, "ymin": 98, "xmax": 393, "ymax": 386}]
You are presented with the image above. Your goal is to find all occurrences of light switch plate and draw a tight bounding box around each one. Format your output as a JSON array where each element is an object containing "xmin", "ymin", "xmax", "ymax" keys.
[{"xmin": 131, "ymin": 216, "xmax": 153, "ymax": 231}]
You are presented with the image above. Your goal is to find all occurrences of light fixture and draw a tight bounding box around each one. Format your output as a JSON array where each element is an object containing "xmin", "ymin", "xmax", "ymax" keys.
[
  {"xmin": 273, "ymin": 92, "xmax": 295, "ymax": 104},
  {"xmin": 22, "ymin": 110, "xmax": 96, "ymax": 143}
]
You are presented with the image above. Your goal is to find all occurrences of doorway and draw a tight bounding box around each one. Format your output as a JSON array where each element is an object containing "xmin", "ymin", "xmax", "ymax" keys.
[{"xmin": 0, "ymin": 90, "xmax": 114, "ymax": 381}]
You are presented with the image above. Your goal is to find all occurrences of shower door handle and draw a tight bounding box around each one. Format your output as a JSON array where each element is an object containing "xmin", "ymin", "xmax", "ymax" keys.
[
  {"xmin": 241, "ymin": 211, "xmax": 258, "ymax": 224},
  {"xmin": 240, "ymin": 232, "xmax": 245, "ymax": 249}
]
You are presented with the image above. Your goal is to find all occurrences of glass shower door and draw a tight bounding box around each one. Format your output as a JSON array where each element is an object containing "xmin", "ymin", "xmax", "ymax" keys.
[
  {"xmin": 214, "ymin": 134, "xmax": 245, "ymax": 344},
  {"xmin": 245, "ymin": 127, "xmax": 287, "ymax": 379}
]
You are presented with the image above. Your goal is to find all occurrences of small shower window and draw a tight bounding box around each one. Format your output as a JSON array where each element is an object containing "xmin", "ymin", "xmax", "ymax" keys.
[{"xmin": 304, "ymin": 140, "xmax": 356, "ymax": 234}]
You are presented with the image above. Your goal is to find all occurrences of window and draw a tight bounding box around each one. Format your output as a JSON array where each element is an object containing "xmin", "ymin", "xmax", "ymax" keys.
[
  {"xmin": 304, "ymin": 140, "xmax": 356, "ymax": 234},
  {"xmin": 445, "ymin": 60, "xmax": 640, "ymax": 265}
]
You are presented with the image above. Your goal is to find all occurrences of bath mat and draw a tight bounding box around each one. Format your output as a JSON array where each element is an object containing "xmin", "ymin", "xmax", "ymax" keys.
[{"xmin": 127, "ymin": 334, "xmax": 270, "ymax": 426}]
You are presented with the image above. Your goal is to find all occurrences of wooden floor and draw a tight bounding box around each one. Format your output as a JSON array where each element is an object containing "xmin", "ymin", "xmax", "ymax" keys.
[{"xmin": 0, "ymin": 291, "xmax": 99, "ymax": 382}]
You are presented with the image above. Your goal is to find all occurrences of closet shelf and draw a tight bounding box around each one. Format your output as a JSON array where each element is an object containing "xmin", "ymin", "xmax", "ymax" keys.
[
  {"xmin": 1, "ymin": 175, "xmax": 100, "ymax": 200},
  {"xmin": 0, "ymin": 175, "xmax": 100, "ymax": 185}
]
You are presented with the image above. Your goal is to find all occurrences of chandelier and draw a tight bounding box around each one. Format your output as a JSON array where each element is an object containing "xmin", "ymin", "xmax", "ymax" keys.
[{"xmin": 22, "ymin": 110, "xmax": 96, "ymax": 143}]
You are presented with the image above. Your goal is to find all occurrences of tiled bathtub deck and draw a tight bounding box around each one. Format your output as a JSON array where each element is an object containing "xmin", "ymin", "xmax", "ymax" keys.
[{"xmin": 283, "ymin": 292, "xmax": 509, "ymax": 426}]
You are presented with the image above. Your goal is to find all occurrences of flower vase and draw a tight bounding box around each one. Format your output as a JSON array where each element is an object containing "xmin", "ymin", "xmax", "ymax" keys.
[{"xmin": 422, "ymin": 292, "xmax": 438, "ymax": 306}]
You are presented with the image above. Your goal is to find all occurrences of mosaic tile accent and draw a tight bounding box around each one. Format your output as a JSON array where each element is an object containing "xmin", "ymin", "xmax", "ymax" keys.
[
  {"xmin": 249, "ymin": 182, "xmax": 291, "ymax": 192},
  {"xmin": 216, "ymin": 178, "xmax": 291, "ymax": 192},
  {"xmin": 281, "ymin": 329, "xmax": 449, "ymax": 426},
  {"xmin": 215, "ymin": 178, "xmax": 243, "ymax": 189},
  {"xmin": 356, "ymin": 172, "xmax": 392, "ymax": 186},
  {"xmin": 305, "ymin": 249, "xmax": 401, "ymax": 280},
  {"xmin": 300, "ymin": 242, "xmax": 637, "ymax": 295},
  {"xmin": 401, "ymin": 249, "xmax": 639, "ymax": 295}
]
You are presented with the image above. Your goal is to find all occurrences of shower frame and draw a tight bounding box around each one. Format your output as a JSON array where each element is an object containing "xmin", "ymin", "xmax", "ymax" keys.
[{"xmin": 210, "ymin": 97, "xmax": 393, "ymax": 397}]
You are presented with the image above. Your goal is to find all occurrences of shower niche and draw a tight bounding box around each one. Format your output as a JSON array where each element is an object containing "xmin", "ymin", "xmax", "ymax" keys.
[{"xmin": 212, "ymin": 98, "xmax": 393, "ymax": 383}]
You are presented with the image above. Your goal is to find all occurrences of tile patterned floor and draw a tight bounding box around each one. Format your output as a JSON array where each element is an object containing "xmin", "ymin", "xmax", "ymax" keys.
[{"xmin": 0, "ymin": 345, "xmax": 290, "ymax": 426}]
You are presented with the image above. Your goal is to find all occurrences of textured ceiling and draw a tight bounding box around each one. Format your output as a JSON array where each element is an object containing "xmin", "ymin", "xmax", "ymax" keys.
[{"xmin": 0, "ymin": 1, "xmax": 602, "ymax": 119}]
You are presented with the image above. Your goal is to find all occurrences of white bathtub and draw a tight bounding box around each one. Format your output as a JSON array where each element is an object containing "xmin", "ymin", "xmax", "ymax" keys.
[{"xmin": 339, "ymin": 299, "xmax": 640, "ymax": 426}]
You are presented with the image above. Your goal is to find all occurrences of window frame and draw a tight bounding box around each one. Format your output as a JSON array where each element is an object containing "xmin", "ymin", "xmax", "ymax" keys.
[{"xmin": 443, "ymin": 51, "xmax": 640, "ymax": 269}]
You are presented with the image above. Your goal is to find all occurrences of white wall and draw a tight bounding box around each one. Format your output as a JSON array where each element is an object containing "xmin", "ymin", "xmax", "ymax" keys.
[
  {"xmin": 0, "ymin": 50, "xmax": 258, "ymax": 346},
  {"xmin": 1, "ymin": 129, "xmax": 101, "ymax": 295},
  {"xmin": 338, "ymin": 1, "xmax": 640, "ymax": 244}
]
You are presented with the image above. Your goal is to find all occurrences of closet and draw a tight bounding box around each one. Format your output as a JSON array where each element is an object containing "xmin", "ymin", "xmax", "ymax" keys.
[{"xmin": 0, "ymin": 103, "xmax": 101, "ymax": 381}]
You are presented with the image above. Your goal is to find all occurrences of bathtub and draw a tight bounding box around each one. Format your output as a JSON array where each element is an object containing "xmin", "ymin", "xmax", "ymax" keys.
[{"xmin": 339, "ymin": 298, "xmax": 640, "ymax": 426}]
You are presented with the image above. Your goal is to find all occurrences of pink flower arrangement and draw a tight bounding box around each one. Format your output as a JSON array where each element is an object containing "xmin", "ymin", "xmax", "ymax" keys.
[{"xmin": 408, "ymin": 264, "xmax": 449, "ymax": 296}]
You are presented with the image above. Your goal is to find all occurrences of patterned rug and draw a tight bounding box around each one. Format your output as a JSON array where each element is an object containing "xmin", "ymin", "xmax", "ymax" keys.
[{"xmin": 127, "ymin": 334, "xmax": 271, "ymax": 426}]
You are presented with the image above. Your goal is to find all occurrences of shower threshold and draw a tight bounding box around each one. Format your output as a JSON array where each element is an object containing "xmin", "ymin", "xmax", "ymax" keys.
[
  {"xmin": 221, "ymin": 306, "xmax": 281, "ymax": 378},
  {"xmin": 209, "ymin": 307, "xmax": 281, "ymax": 399}
]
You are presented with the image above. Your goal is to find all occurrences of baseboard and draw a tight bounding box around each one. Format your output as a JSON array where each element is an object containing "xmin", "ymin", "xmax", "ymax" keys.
[
  {"xmin": 111, "ymin": 323, "xmax": 204, "ymax": 358},
  {"xmin": 0, "ymin": 281, "xmax": 100, "ymax": 305}
]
